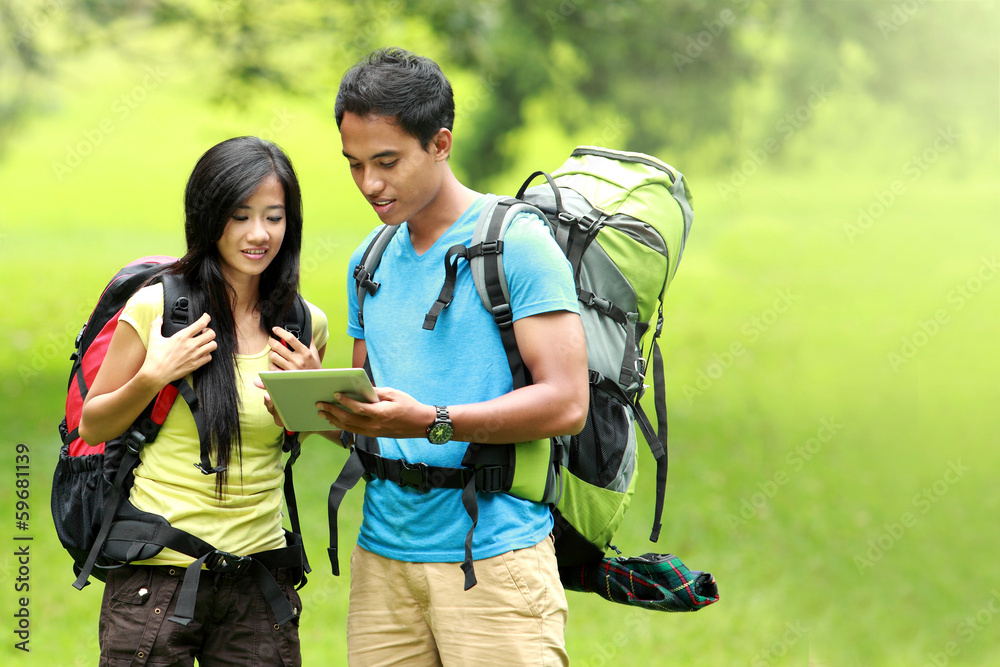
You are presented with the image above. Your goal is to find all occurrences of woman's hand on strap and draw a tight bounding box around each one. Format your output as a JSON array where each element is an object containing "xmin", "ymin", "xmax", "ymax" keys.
[{"xmin": 267, "ymin": 326, "xmax": 323, "ymax": 371}]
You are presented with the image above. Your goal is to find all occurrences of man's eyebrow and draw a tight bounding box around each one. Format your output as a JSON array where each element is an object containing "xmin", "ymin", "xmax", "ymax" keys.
[{"xmin": 342, "ymin": 149, "xmax": 399, "ymax": 160}]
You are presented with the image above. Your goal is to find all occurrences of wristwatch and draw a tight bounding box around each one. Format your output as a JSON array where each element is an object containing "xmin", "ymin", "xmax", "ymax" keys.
[{"xmin": 426, "ymin": 405, "xmax": 454, "ymax": 444}]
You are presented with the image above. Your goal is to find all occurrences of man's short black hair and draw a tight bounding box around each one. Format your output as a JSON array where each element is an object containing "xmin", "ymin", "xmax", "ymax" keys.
[{"xmin": 335, "ymin": 47, "xmax": 455, "ymax": 149}]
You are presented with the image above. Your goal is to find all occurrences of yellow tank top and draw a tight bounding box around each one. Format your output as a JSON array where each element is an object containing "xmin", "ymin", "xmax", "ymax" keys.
[{"xmin": 119, "ymin": 283, "xmax": 328, "ymax": 565}]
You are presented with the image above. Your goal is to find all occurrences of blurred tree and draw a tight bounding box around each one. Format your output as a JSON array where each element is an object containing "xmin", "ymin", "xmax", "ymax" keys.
[{"xmin": 1, "ymin": 0, "xmax": 996, "ymax": 181}]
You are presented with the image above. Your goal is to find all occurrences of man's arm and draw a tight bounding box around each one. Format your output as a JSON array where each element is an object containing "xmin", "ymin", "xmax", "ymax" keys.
[{"xmin": 320, "ymin": 310, "xmax": 589, "ymax": 442}]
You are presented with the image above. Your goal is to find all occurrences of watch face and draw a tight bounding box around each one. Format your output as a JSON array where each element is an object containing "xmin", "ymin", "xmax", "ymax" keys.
[{"xmin": 428, "ymin": 422, "xmax": 454, "ymax": 444}]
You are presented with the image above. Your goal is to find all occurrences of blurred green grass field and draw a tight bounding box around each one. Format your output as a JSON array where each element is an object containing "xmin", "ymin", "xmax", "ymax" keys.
[{"xmin": 1, "ymin": 46, "xmax": 998, "ymax": 667}]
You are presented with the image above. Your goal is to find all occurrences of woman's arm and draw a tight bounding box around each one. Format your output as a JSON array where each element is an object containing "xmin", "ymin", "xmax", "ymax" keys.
[{"xmin": 79, "ymin": 313, "xmax": 217, "ymax": 445}]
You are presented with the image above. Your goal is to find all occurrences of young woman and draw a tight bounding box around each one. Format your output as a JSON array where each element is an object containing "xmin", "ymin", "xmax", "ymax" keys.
[{"xmin": 79, "ymin": 135, "xmax": 329, "ymax": 666}]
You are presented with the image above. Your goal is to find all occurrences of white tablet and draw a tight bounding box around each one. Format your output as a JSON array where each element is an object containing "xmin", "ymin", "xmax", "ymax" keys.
[{"xmin": 258, "ymin": 368, "xmax": 377, "ymax": 432}]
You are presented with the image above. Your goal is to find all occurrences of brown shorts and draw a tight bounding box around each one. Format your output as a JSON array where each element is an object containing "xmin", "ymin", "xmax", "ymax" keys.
[
  {"xmin": 347, "ymin": 537, "xmax": 569, "ymax": 666},
  {"xmin": 99, "ymin": 563, "xmax": 302, "ymax": 666}
]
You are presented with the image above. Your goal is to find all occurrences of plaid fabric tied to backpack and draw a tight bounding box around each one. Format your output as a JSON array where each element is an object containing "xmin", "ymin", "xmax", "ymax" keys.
[{"xmin": 560, "ymin": 552, "xmax": 719, "ymax": 612}]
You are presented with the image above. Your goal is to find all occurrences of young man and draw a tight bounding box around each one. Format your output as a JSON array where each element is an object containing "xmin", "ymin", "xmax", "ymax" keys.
[{"xmin": 321, "ymin": 47, "xmax": 589, "ymax": 665}]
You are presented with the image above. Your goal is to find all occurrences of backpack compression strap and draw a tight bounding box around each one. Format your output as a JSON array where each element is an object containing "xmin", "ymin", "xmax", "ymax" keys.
[
  {"xmin": 635, "ymin": 308, "xmax": 669, "ymax": 542},
  {"xmin": 516, "ymin": 171, "xmax": 607, "ymax": 282}
]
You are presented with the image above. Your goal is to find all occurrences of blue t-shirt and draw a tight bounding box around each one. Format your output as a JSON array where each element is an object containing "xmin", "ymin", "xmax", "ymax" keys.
[{"xmin": 345, "ymin": 195, "xmax": 579, "ymax": 562}]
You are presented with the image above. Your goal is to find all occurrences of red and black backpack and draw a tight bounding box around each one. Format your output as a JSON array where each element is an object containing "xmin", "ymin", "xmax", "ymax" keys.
[{"xmin": 52, "ymin": 256, "xmax": 312, "ymax": 626}]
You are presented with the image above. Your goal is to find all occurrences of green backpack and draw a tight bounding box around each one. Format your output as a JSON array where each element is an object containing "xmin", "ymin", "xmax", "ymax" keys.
[{"xmin": 329, "ymin": 146, "xmax": 693, "ymax": 588}]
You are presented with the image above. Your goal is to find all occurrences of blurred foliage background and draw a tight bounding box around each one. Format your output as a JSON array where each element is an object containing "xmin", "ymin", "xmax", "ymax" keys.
[{"xmin": 1, "ymin": 1, "xmax": 998, "ymax": 665}]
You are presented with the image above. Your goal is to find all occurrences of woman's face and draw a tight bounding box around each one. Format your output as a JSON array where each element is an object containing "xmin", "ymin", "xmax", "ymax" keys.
[{"xmin": 216, "ymin": 173, "xmax": 286, "ymax": 285}]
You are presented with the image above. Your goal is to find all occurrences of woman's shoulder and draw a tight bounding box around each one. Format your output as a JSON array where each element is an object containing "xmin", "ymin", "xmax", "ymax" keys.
[
  {"xmin": 124, "ymin": 282, "xmax": 166, "ymax": 314},
  {"xmin": 119, "ymin": 282, "xmax": 166, "ymax": 347}
]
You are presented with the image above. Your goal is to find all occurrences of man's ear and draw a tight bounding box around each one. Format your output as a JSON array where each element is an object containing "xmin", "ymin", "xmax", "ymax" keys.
[{"xmin": 430, "ymin": 128, "xmax": 453, "ymax": 162}]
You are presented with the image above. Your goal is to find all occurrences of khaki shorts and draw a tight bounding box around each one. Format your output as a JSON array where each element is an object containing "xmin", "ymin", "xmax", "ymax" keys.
[
  {"xmin": 99, "ymin": 563, "xmax": 302, "ymax": 666},
  {"xmin": 347, "ymin": 537, "xmax": 569, "ymax": 667}
]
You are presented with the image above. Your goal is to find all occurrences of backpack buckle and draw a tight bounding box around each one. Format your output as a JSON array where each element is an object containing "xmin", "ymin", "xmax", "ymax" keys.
[
  {"xmin": 634, "ymin": 358, "xmax": 647, "ymax": 383},
  {"xmin": 585, "ymin": 292, "xmax": 614, "ymax": 316},
  {"xmin": 475, "ymin": 465, "xmax": 504, "ymax": 493},
  {"xmin": 578, "ymin": 211, "xmax": 603, "ymax": 234},
  {"xmin": 353, "ymin": 265, "xmax": 381, "ymax": 296},
  {"xmin": 74, "ymin": 324, "xmax": 85, "ymax": 354},
  {"xmin": 397, "ymin": 460, "xmax": 430, "ymax": 492},
  {"xmin": 169, "ymin": 296, "xmax": 190, "ymax": 327},
  {"xmin": 124, "ymin": 430, "xmax": 147, "ymax": 456},
  {"xmin": 491, "ymin": 304, "xmax": 513, "ymax": 328},
  {"xmin": 284, "ymin": 323, "xmax": 303, "ymax": 342},
  {"xmin": 206, "ymin": 550, "xmax": 252, "ymax": 575},
  {"xmin": 479, "ymin": 240, "xmax": 504, "ymax": 255}
]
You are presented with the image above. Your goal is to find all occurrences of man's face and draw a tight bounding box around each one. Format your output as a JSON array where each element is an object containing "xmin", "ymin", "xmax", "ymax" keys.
[{"xmin": 340, "ymin": 111, "xmax": 447, "ymax": 227}]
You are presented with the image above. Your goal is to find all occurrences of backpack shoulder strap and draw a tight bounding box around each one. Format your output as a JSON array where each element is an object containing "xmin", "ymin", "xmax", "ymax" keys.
[
  {"xmin": 281, "ymin": 293, "xmax": 313, "ymax": 349},
  {"xmin": 152, "ymin": 273, "xmax": 218, "ymax": 474},
  {"xmin": 160, "ymin": 273, "xmax": 195, "ymax": 337},
  {"xmin": 353, "ymin": 224, "xmax": 400, "ymax": 329},
  {"xmin": 468, "ymin": 195, "xmax": 546, "ymax": 390},
  {"xmin": 421, "ymin": 194, "xmax": 542, "ymax": 390}
]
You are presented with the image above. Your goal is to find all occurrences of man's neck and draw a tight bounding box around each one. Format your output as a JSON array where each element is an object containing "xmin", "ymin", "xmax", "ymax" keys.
[{"xmin": 407, "ymin": 174, "xmax": 480, "ymax": 254}]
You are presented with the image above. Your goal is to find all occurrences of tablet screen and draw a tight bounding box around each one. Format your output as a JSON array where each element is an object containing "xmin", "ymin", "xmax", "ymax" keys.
[{"xmin": 258, "ymin": 368, "xmax": 376, "ymax": 432}]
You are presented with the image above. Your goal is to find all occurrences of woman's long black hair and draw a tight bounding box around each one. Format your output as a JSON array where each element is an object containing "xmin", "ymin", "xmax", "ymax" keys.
[{"xmin": 170, "ymin": 136, "xmax": 303, "ymax": 494}]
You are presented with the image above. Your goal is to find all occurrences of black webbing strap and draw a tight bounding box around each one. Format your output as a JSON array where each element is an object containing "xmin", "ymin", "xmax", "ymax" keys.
[
  {"xmin": 181, "ymin": 382, "xmax": 218, "ymax": 476},
  {"xmin": 74, "ymin": 365, "xmax": 88, "ymax": 403},
  {"xmin": 459, "ymin": 474, "xmax": 479, "ymax": 590},
  {"xmin": 491, "ymin": 300, "xmax": 529, "ymax": 390},
  {"xmin": 280, "ymin": 432, "xmax": 310, "ymax": 581},
  {"xmin": 515, "ymin": 170, "xmax": 562, "ymax": 204},
  {"xmin": 563, "ymin": 207, "xmax": 606, "ymax": 281},
  {"xmin": 282, "ymin": 433, "xmax": 302, "ymax": 536},
  {"xmin": 326, "ymin": 448, "xmax": 366, "ymax": 576},
  {"xmin": 176, "ymin": 380, "xmax": 223, "ymax": 476},
  {"xmin": 168, "ymin": 548, "xmax": 300, "ymax": 627},
  {"xmin": 590, "ymin": 369, "xmax": 667, "ymax": 543},
  {"xmin": 72, "ymin": 426, "xmax": 147, "ymax": 590},
  {"xmin": 632, "ymin": 399, "xmax": 666, "ymax": 544},
  {"xmin": 637, "ymin": 308, "xmax": 669, "ymax": 542},
  {"xmin": 354, "ymin": 448, "xmax": 471, "ymax": 491},
  {"xmin": 577, "ymin": 289, "xmax": 629, "ymax": 327},
  {"xmin": 103, "ymin": 518, "xmax": 303, "ymax": 627},
  {"xmin": 477, "ymin": 200, "xmax": 532, "ymax": 389},
  {"xmin": 348, "ymin": 446, "xmax": 495, "ymax": 590},
  {"xmin": 354, "ymin": 224, "xmax": 400, "ymax": 329},
  {"xmin": 618, "ymin": 314, "xmax": 641, "ymax": 389},
  {"xmin": 423, "ymin": 244, "xmax": 470, "ymax": 330},
  {"xmin": 644, "ymin": 338, "xmax": 669, "ymax": 542}
]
